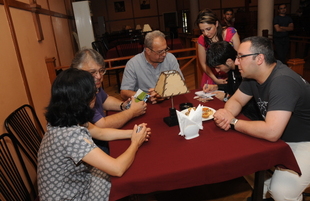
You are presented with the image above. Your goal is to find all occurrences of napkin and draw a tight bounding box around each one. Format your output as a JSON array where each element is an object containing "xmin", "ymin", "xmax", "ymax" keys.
[
  {"xmin": 176, "ymin": 104, "xmax": 203, "ymax": 140},
  {"xmin": 194, "ymin": 91, "xmax": 216, "ymax": 99}
]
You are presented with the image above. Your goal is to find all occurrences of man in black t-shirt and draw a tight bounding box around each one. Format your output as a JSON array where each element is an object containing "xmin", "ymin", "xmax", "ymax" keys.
[{"xmin": 273, "ymin": 3, "xmax": 294, "ymax": 64}]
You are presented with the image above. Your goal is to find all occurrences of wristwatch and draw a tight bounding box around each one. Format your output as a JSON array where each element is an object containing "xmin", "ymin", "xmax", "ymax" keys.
[
  {"xmin": 223, "ymin": 93, "xmax": 229, "ymax": 102},
  {"xmin": 230, "ymin": 118, "xmax": 239, "ymax": 130}
]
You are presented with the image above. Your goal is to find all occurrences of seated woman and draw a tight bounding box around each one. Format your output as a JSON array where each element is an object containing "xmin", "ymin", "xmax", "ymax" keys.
[{"xmin": 37, "ymin": 68, "xmax": 151, "ymax": 200}]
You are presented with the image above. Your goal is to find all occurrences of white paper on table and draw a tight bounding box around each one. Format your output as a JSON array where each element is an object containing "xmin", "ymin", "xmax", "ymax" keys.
[{"xmin": 195, "ymin": 91, "xmax": 217, "ymax": 98}]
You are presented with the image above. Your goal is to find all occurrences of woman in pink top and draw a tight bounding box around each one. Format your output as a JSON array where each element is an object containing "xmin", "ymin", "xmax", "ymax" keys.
[{"xmin": 195, "ymin": 9, "xmax": 240, "ymax": 91}]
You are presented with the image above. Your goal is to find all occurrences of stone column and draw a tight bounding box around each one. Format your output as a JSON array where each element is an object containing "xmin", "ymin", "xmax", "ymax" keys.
[{"xmin": 257, "ymin": 0, "xmax": 274, "ymax": 36}]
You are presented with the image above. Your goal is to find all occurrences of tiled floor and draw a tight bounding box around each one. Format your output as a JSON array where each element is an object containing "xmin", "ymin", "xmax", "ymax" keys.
[{"xmin": 103, "ymin": 58, "xmax": 310, "ymax": 201}]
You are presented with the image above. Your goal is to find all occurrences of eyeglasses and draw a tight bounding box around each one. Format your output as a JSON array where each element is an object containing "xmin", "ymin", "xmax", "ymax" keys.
[
  {"xmin": 236, "ymin": 53, "xmax": 260, "ymax": 61},
  {"xmin": 149, "ymin": 47, "xmax": 170, "ymax": 55},
  {"xmin": 89, "ymin": 68, "xmax": 106, "ymax": 77}
]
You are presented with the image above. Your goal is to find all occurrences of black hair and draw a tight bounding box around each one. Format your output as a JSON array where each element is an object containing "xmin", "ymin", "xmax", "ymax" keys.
[
  {"xmin": 223, "ymin": 8, "xmax": 233, "ymax": 14},
  {"xmin": 195, "ymin": 8, "xmax": 223, "ymax": 47},
  {"xmin": 242, "ymin": 36, "xmax": 276, "ymax": 65},
  {"xmin": 45, "ymin": 68, "xmax": 96, "ymax": 127},
  {"xmin": 278, "ymin": 3, "xmax": 286, "ymax": 10},
  {"xmin": 206, "ymin": 41, "xmax": 237, "ymax": 68}
]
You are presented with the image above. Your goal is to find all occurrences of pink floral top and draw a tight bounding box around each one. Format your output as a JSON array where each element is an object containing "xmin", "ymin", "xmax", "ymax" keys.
[{"xmin": 198, "ymin": 27, "xmax": 237, "ymax": 87}]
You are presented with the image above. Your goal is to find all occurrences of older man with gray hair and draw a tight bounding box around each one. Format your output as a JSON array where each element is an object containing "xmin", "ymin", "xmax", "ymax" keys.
[
  {"xmin": 71, "ymin": 48, "xmax": 146, "ymax": 154},
  {"xmin": 120, "ymin": 30, "xmax": 183, "ymax": 104}
]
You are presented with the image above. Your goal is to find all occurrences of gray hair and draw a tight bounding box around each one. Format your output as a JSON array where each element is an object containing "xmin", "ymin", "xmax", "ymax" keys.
[
  {"xmin": 70, "ymin": 48, "xmax": 105, "ymax": 69},
  {"xmin": 144, "ymin": 30, "xmax": 166, "ymax": 49}
]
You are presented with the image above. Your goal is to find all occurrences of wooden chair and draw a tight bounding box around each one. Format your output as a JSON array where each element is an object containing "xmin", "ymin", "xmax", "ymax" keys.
[
  {"xmin": 4, "ymin": 104, "xmax": 45, "ymax": 167},
  {"xmin": 46, "ymin": 57, "xmax": 69, "ymax": 84},
  {"xmin": 303, "ymin": 187, "xmax": 310, "ymax": 200},
  {"xmin": 92, "ymin": 40, "xmax": 108, "ymax": 58},
  {"xmin": 1, "ymin": 132, "xmax": 38, "ymax": 201},
  {"xmin": 92, "ymin": 40, "xmax": 120, "ymax": 89}
]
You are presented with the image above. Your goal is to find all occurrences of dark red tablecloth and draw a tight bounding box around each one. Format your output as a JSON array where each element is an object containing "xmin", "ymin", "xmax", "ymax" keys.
[{"xmin": 109, "ymin": 91, "xmax": 300, "ymax": 201}]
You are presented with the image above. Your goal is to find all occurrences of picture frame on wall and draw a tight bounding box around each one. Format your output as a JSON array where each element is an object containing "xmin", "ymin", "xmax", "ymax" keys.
[
  {"xmin": 114, "ymin": 1, "xmax": 125, "ymax": 12},
  {"xmin": 140, "ymin": 0, "xmax": 150, "ymax": 10}
]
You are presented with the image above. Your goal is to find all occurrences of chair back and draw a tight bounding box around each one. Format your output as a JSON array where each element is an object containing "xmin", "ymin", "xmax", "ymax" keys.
[
  {"xmin": 92, "ymin": 40, "xmax": 108, "ymax": 58},
  {"xmin": 116, "ymin": 38, "xmax": 143, "ymax": 57},
  {"xmin": 165, "ymin": 31, "xmax": 175, "ymax": 50},
  {"xmin": 100, "ymin": 34, "xmax": 110, "ymax": 50},
  {"xmin": 1, "ymin": 133, "xmax": 38, "ymax": 200},
  {"xmin": 4, "ymin": 104, "xmax": 45, "ymax": 167}
]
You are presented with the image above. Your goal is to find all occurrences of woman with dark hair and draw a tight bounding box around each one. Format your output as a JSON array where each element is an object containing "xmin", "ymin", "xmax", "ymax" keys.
[
  {"xmin": 195, "ymin": 8, "xmax": 240, "ymax": 92},
  {"xmin": 38, "ymin": 68, "xmax": 151, "ymax": 200}
]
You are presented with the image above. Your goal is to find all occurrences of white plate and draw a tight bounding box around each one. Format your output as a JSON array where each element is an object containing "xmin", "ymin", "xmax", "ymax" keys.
[{"xmin": 181, "ymin": 106, "xmax": 216, "ymax": 121}]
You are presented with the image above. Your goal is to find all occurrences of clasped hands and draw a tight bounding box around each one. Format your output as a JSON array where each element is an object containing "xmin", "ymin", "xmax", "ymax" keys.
[
  {"xmin": 133, "ymin": 123, "xmax": 151, "ymax": 143},
  {"xmin": 213, "ymin": 108, "xmax": 235, "ymax": 131}
]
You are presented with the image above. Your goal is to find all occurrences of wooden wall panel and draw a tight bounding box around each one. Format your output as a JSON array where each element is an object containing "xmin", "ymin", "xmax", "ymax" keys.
[
  {"xmin": 36, "ymin": 0, "xmax": 49, "ymax": 10},
  {"xmin": 10, "ymin": 8, "xmax": 54, "ymax": 125},
  {"xmin": 48, "ymin": 0, "xmax": 67, "ymax": 14},
  {"xmin": 199, "ymin": 0, "xmax": 221, "ymax": 10},
  {"xmin": 52, "ymin": 16, "xmax": 75, "ymax": 65},
  {"xmin": 0, "ymin": 5, "xmax": 29, "ymax": 133},
  {"xmin": 158, "ymin": 0, "xmax": 177, "ymax": 30},
  {"xmin": 109, "ymin": 19, "xmax": 134, "ymax": 32},
  {"xmin": 133, "ymin": 0, "xmax": 159, "ymax": 17},
  {"xmin": 0, "ymin": 0, "xmax": 75, "ymax": 131},
  {"xmin": 14, "ymin": 0, "xmax": 28, "ymax": 3},
  {"xmin": 222, "ymin": 0, "xmax": 245, "ymax": 8},
  {"xmin": 107, "ymin": 0, "xmax": 134, "ymax": 20},
  {"xmin": 158, "ymin": 0, "xmax": 176, "ymax": 14}
]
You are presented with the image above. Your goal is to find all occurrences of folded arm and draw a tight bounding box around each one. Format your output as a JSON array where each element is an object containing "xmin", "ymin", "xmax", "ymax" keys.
[
  {"xmin": 274, "ymin": 23, "xmax": 294, "ymax": 32},
  {"xmin": 214, "ymin": 89, "xmax": 291, "ymax": 142}
]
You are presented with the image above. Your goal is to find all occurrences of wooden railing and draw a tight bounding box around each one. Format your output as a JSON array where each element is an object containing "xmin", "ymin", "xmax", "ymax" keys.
[
  {"xmin": 46, "ymin": 40, "xmax": 201, "ymax": 88},
  {"xmin": 289, "ymin": 35, "xmax": 310, "ymax": 60}
]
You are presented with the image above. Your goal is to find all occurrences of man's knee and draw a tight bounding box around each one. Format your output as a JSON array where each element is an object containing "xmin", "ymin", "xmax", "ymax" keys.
[{"xmin": 269, "ymin": 183, "xmax": 303, "ymax": 201}]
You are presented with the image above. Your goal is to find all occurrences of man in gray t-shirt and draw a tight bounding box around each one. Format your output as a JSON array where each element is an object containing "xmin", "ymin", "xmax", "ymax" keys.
[{"xmin": 120, "ymin": 30, "xmax": 183, "ymax": 104}]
